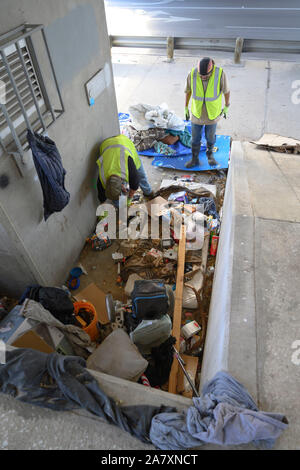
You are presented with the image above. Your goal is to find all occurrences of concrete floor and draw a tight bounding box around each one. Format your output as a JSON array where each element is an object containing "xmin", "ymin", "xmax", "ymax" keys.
[{"xmin": 1, "ymin": 49, "xmax": 300, "ymax": 450}]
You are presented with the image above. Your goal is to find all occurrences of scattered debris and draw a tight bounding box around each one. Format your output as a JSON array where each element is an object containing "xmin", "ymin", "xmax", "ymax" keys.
[
  {"xmin": 251, "ymin": 133, "xmax": 300, "ymax": 154},
  {"xmin": 1, "ymin": 167, "xmax": 226, "ymax": 402}
]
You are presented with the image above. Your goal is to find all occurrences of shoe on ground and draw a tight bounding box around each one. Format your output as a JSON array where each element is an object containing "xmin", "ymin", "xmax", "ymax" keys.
[
  {"xmin": 143, "ymin": 191, "xmax": 155, "ymax": 200},
  {"xmin": 185, "ymin": 158, "xmax": 199, "ymax": 168},
  {"xmin": 206, "ymin": 150, "xmax": 218, "ymax": 166}
]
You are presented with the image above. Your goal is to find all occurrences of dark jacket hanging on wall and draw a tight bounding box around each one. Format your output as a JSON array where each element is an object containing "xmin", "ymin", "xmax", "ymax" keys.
[{"xmin": 27, "ymin": 130, "xmax": 70, "ymax": 221}]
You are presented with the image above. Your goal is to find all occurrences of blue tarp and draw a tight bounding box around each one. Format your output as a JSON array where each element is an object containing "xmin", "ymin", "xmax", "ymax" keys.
[
  {"xmin": 119, "ymin": 113, "xmax": 231, "ymax": 172},
  {"xmin": 151, "ymin": 135, "xmax": 231, "ymax": 172}
]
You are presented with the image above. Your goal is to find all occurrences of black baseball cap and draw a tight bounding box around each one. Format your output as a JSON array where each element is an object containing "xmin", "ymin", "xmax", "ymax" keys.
[{"xmin": 198, "ymin": 57, "xmax": 213, "ymax": 75}]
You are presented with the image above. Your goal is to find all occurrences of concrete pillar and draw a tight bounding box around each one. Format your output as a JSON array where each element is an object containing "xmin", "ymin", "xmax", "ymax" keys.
[
  {"xmin": 234, "ymin": 37, "xmax": 244, "ymax": 64},
  {"xmin": 167, "ymin": 36, "xmax": 174, "ymax": 61}
]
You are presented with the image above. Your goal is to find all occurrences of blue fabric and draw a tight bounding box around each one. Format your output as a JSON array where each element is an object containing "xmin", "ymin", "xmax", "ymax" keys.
[
  {"xmin": 27, "ymin": 130, "xmax": 70, "ymax": 221},
  {"xmin": 149, "ymin": 371, "xmax": 288, "ymax": 450}
]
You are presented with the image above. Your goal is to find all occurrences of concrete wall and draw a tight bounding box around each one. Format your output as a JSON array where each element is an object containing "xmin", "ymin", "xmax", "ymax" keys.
[
  {"xmin": 0, "ymin": 0, "xmax": 120, "ymax": 296},
  {"xmin": 200, "ymin": 142, "xmax": 258, "ymax": 401}
]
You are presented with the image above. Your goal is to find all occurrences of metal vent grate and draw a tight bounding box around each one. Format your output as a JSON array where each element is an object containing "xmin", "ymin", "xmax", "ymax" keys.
[
  {"xmin": 0, "ymin": 24, "xmax": 64, "ymax": 171},
  {"xmin": 0, "ymin": 40, "xmax": 44, "ymax": 146}
]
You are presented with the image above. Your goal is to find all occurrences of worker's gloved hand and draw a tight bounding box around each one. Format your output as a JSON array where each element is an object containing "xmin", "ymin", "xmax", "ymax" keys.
[
  {"xmin": 222, "ymin": 105, "xmax": 229, "ymax": 118},
  {"xmin": 185, "ymin": 106, "xmax": 190, "ymax": 121},
  {"xmin": 127, "ymin": 197, "xmax": 132, "ymax": 207}
]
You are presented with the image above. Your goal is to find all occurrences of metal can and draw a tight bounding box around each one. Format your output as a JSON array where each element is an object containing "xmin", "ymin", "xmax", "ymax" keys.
[{"xmin": 210, "ymin": 235, "xmax": 219, "ymax": 256}]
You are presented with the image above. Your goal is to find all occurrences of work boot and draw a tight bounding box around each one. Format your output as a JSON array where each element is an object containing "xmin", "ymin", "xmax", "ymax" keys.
[
  {"xmin": 185, "ymin": 145, "xmax": 200, "ymax": 168},
  {"xmin": 143, "ymin": 191, "xmax": 155, "ymax": 200},
  {"xmin": 206, "ymin": 148, "xmax": 218, "ymax": 167}
]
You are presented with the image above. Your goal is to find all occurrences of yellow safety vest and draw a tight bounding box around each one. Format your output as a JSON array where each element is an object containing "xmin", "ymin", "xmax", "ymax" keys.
[
  {"xmin": 191, "ymin": 65, "xmax": 223, "ymax": 120},
  {"xmin": 97, "ymin": 135, "xmax": 141, "ymax": 188}
]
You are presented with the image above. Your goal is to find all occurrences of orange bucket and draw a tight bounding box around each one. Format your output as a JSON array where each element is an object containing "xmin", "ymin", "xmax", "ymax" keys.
[{"xmin": 73, "ymin": 301, "xmax": 99, "ymax": 342}]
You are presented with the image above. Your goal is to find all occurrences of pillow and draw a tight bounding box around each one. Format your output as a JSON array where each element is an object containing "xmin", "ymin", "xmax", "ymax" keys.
[{"xmin": 86, "ymin": 329, "xmax": 148, "ymax": 382}]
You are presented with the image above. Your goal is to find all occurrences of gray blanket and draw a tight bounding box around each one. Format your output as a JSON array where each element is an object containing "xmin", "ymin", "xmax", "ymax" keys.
[{"xmin": 150, "ymin": 371, "xmax": 288, "ymax": 450}]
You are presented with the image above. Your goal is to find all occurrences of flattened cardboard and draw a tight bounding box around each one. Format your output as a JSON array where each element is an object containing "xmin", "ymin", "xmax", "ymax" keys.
[
  {"xmin": 12, "ymin": 330, "xmax": 54, "ymax": 354},
  {"xmin": 145, "ymin": 196, "xmax": 169, "ymax": 218},
  {"xmin": 75, "ymin": 283, "xmax": 109, "ymax": 325}
]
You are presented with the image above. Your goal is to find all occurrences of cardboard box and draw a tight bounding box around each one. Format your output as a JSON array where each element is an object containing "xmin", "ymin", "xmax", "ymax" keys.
[
  {"xmin": 75, "ymin": 283, "xmax": 109, "ymax": 325},
  {"xmin": 12, "ymin": 330, "xmax": 55, "ymax": 354}
]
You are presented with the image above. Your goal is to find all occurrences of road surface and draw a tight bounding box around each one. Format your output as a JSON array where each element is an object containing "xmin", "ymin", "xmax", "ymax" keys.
[{"xmin": 104, "ymin": 0, "xmax": 300, "ymax": 41}]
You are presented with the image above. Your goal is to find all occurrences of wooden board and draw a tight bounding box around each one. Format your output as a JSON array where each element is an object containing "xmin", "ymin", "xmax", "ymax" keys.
[
  {"xmin": 75, "ymin": 283, "xmax": 109, "ymax": 325},
  {"xmin": 168, "ymin": 224, "xmax": 186, "ymax": 394},
  {"xmin": 177, "ymin": 354, "xmax": 199, "ymax": 398},
  {"xmin": 200, "ymin": 232, "xmax": 210, "ymax": 282}
]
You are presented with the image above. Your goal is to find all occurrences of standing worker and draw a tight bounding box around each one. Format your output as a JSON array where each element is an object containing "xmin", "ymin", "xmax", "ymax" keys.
[
  {"xmin": 184, "ymin": 57, "xmax": 230, "ymax": 168},
  {"xmin": 96, "ymin": 134, "xmax": 153, "ymax": 206}
]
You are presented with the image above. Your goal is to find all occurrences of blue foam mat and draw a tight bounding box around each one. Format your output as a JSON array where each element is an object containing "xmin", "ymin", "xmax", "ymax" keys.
[{"xmin": 119, "ymin": 112, "xmax": 231, "ymax": 171}]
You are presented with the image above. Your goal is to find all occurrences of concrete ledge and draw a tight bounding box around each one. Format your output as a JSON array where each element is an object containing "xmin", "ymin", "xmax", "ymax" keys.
[
  {"xmin": 89, "ymin": 369, "xmax": 192, "ymax": 411},
  {"xmin": 200, "ymin": 140, "xmax": 300, "ymax": 450},
  {"xmin": 200, "ymin": 141, "xmax": 258, "ymax": 400}
]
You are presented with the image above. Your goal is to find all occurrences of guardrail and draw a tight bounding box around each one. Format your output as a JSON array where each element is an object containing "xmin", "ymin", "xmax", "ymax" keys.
[{"xmin": 110, "ymin": 36, "xmax": 300, "ymax": 63}]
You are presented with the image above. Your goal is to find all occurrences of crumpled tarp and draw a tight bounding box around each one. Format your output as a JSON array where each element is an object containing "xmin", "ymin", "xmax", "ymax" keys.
[
  {"xmin": 0, "ymin": 348, "xmax": 175, "ymax": 444},
  {"xmin": 149, "ymin": 371, "xmax": 288, "ymax": 450},
  {"xmin": 27, "ymin": 130, "xmax": 70, "ymax": 221}
]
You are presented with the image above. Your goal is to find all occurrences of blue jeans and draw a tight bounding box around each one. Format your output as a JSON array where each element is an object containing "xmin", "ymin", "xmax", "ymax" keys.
[
  {"xmin": 137, "ymin": 160, "xmax": 152, "ymax": 196},
  {"xmin": 192, "ymin": 123, "xmax": 217, "ymax": 151}
]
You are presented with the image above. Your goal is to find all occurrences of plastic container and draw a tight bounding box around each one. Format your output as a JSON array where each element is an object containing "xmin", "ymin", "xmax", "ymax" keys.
[
  {"xmin": 70, "ymin": 267, "xmax": 83, "ymax": 278},
  {"xmin": 73, "ymin": 301, "xmax": 99, "ymax": 341}
]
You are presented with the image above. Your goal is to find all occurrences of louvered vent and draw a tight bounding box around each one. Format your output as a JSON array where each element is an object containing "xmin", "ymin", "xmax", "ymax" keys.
[
  {"xmin": 0, "ymin": 40, "xmax": 45, "ymax": 150},
  {"xmin": 0, "ymin": 25, "xmax": 64, "ymax": 167}
]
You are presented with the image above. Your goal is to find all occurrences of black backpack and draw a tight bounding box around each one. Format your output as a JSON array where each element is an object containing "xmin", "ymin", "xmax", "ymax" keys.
[{"xmin": 131, "ymin": 280, "xmax": 169, "ymax": 321}]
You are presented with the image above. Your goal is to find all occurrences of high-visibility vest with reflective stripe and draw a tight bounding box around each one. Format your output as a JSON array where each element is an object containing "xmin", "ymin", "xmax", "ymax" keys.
[
  {"xmin": 97, "ymin": 135, "xmax": 141, "ymax": 188},
  {"xmin": 191, "ymin": 65, "xmax": 223, "ymax": 120}
]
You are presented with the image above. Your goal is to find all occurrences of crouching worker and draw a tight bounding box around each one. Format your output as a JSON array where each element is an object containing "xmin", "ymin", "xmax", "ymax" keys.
[{"xmin": 96, "ymin": 134, "xmax": 153, "ymax": 207}]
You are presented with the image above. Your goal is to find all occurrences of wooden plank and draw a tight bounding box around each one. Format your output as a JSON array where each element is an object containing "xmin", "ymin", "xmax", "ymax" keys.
[
  {"xmin": 168, "ymin": 224, "xmax": 186, "ymax": 394},
  {"xmin": 177, "ymin": 354, "xmax": 199, "ymax": 398},
  {"xmin": 201, "ymin": 231, "xmax": 210, "ymax": 275}
]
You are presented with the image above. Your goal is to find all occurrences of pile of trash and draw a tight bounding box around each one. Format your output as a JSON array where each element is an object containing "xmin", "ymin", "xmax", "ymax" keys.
[
  {"xmin": 0, "ymin": 170, "xmax": 288, "ymax": 450},
  {"xmin": 120, "ymin": 104, "xmax": 192, "ymax": 156}
]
